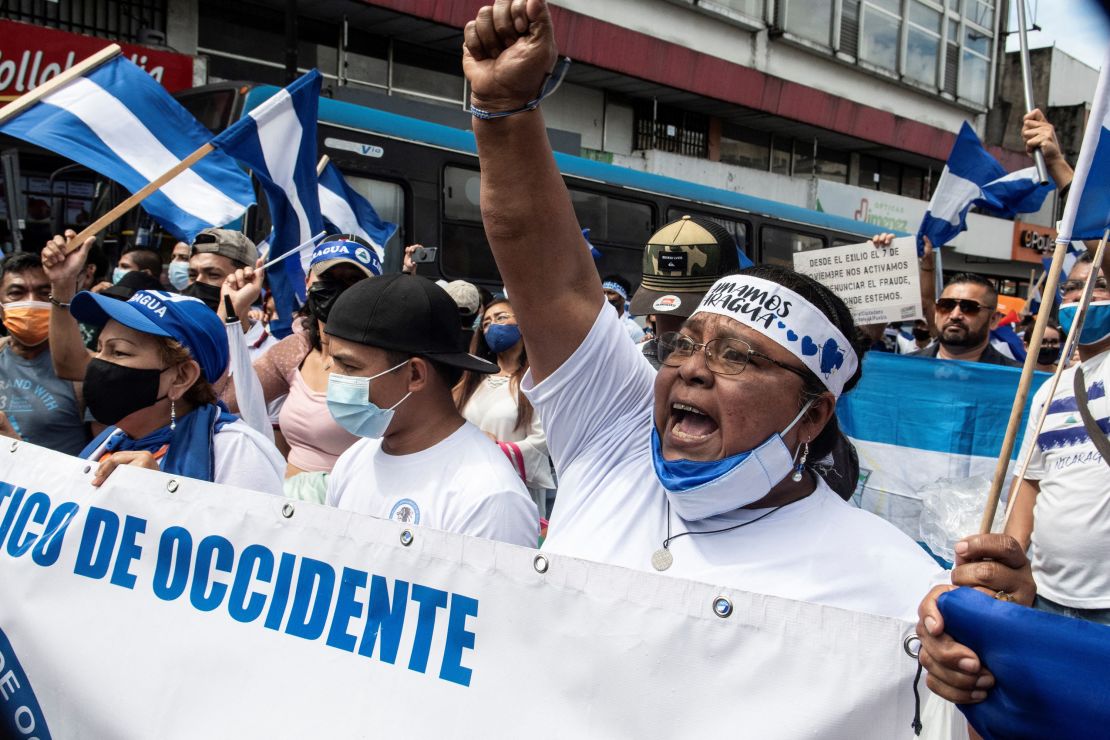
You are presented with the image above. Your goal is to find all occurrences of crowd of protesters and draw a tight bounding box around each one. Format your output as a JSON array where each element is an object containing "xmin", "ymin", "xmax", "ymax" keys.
[{"xmin": 0, "ymin": 2, "xmax": 1106, "ymax": 736}]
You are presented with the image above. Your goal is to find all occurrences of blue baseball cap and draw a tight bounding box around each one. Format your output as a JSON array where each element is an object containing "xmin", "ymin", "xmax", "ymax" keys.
[
  {"xmin": 70, "ymin": 290, "xmax": 229, "ymax": 382},
  {"xmin": 309, "ymin": 234, "xmax": 382, "ymax": 279}
]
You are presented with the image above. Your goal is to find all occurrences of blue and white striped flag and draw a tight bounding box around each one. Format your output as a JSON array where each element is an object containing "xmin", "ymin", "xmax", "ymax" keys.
[
  {"xmin": 211, "ymin": 70, "xmax": 324, "ymax": 338},
  {"xmin": 838, "ymin": 352, "xmax": 1048, "ymax": 550},
  {"xmin": 918, "ymin": 122, "xmax": 1053, "ymax": 252},
  {"xmin": 0, "ymin": 54, "xmax": 254, "ymax": 242},
  {"xmin": 1028, "ymin": 242, "xmax": 1085, "ymax": 315},
  {"xmin": 318, "ymin": 161, "xmax": 397, "ymax": 260},
  {"xmin": 1059, "ymin": 48, "xmax": 1110, "ymax": 243}
]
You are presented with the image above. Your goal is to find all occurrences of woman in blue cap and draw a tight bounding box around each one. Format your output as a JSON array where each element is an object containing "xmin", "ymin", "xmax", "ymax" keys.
[{"xmin": 68, "ymin": 287, "xmax": 285, "ymax": 492}]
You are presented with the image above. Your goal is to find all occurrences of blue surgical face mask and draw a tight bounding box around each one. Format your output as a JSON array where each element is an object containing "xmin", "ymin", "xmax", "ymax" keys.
[
  {"xmin": 112, "ymin": 267, "xmax": 129, "ymax": 285},
  {"xmin": 326, "ymin": 361, "xmax": 411, "ymax": 439},
  {"xmin": 485, "ymin": 323, "xmax": 522, "ymax": 354},
  {"xmin": 168, "ymin": 261, "xmax": 191, "ymax": 291},
  {"xmin": 651, "ymin": 400, "xmax": 814, "ymax": 521},
  {"xmin": 1058, "ymin": 301, "xmax": 1110, "ymax": 346}
]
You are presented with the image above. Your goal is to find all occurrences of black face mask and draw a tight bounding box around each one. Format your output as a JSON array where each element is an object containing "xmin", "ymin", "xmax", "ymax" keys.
[
  {"xmin": 912, "ymin": 328, "xmax": 931, "ymax": 342},
  {"xmin": 1037, "ymin": 346, "xmax": 1061, "ymax": 366},
  {"xmin": 83, "ymin": 358, "xmax": 166, "ymax": 426},
  {"xmin": 179, "ymin": 281, "xmax": 222, "ymax": 312},
  {"xmin": 306, "ymin": 280, "xmax": 344, "ymax": 324}
]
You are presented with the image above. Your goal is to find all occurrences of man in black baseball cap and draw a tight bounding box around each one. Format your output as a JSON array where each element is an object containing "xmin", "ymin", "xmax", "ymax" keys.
[{"xmin": 323, "ymin": 273, "xmax": 539, "ymax": 546}]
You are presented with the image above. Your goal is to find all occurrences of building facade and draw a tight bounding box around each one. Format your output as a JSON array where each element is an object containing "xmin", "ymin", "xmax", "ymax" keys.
[{"xmin": 5, "ymin": 0, "xmax": 1095, "ymax": 296}]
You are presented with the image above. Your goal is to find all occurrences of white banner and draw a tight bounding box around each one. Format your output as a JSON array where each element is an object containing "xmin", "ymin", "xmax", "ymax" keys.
[
  {"xmin": 0, "ymin": 442, "xmax": 927, "ymax": 738},
  {"xmin": 794, "ymin": 237, "xmax": 923, "ymax": 325}
]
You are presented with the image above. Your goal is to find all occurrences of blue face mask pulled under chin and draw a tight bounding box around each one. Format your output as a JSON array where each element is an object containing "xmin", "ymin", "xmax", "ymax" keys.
[
  {"xmin": 326, "ymin": 361, "xmax": 411, "ymax": 439},
  {"xmin": 651, "ymin": 401, "xmax": 812, "ymax": 521},
  {"xmin": 1058, "ymin": 301, "xmax": 1110, "ymax": 346}
]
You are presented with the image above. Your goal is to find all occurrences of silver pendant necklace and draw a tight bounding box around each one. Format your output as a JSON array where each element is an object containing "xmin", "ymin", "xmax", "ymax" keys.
[{"xmin": 651, "ymin": 500, "xmax": 787, "ymax": 572}]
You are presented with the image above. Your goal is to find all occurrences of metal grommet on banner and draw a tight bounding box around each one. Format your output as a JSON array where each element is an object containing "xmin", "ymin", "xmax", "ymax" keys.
[
  {"xmin": 533, "ymin": 554, "xmax": 549, "ymax": 573},
  {"xmin": 281, "ymin": 503, "xmax": 295, "ymax": 519},
  {"xmin": 8, "ymin": 440, "xmax": 17, "ymax": 453},
  {"xmin": 400, "ymin": 529, "xmax": 414, "ymax": 546},
  {"xmin": 166, "ymin": 479, "xmax": 179, "ymax": 493},
  {"xmin": 712, "ymin": 596, "xmax": 733, "ymax": 618},
  {"xmin": 83, "ymin": 465, "xmax": 92, "ymax": 474},
  {"xmin": 903, "ymin": 634, "xmax": 922, "ymax": 659}
]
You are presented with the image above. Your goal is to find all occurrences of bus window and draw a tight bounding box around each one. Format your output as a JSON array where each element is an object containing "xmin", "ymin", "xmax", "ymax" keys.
[
  {"xmin": 443, "ymin": 166, "xmax": 482, "ymax": 222},
  {"xmin": 833, "ymin": 238, "xmax": 861, "ymax": 248},
  {"xmin": 666, "ymin": 207, "xmax": 751, "ymax": 260},
  {"xmin": 340, "ymin": 174, "xmax": 405, "ymax": 260},
  {"xmin": 760, "ymin": 226, "xmax": 824, "ymax": 267},
  {"xmin": 441, "ymin": 222, "xmax": 500, "ymax": 284},
  {"xmin": 569, "ymin": 187, "xmax": 654, "ymax": 247}
]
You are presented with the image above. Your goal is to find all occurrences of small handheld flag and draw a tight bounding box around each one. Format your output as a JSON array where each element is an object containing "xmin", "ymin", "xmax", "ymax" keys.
[
  {"xmin": 212, "ymin": 70, "xmax": 324, "ymax": 338},
  {"xmin": 918, "ymin": 122, "xmax": 1053, "ymax": 253},
  {"xmin": 318, "ymin": 161, "xmax": 397, "ymax": 261},
  {"xmin": 0, "ymin": 54, "xmax": 254, "ymax": 242}
]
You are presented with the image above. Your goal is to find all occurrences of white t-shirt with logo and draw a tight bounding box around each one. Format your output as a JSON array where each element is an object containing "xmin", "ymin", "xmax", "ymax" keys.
[
  {"xmin": 325, "ymin": 420, "xmax": 539, "ymax": 547},
  {"xmin": 1019, "ymin": 349, "xmax": 1110, "ymax": 608},
  {"xmin": 524, "ymin": 303, "xmax": 943, "ymax": 621}
]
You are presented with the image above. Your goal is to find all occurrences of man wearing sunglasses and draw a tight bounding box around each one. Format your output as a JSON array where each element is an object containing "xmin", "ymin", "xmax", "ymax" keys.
[{"xmin": 910, "ymin": 273, "xmax": 1022, "ymax": 367}]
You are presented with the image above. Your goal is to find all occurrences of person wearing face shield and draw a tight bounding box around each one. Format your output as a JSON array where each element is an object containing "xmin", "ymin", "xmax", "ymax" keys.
[
  {"xmin": 324, "ymin": 274, "xmax": 538, "ymax": 547},
  {"xmin": 65, "ymin": 285, "xmax": 284, "ymax": 493},
  {"xmin": 463, "ymin": 0, "xmax": 1034, "ymax": 715},
  {"xmin": 0, "ymin": 252, "xmax": 89, "ymax": 455},
  {"xmin": 1005, "ymin": 251, "xmax": 1110, "ymax": 625},
  {"xmin": 455, "ymin": 296, "xmax": 556, "ymax": 518},
  {"xmin": 217, "ymin": 236, "xmax": 381, "ymax": 503}
]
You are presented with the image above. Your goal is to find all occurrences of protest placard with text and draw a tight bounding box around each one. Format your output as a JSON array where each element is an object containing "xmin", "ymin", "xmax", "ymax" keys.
[{"xmin": 794, "ymin": 237, "xmax": 922, "ymax": 325}]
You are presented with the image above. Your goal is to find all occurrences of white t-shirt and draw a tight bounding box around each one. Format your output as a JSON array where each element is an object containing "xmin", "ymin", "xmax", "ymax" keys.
[
  {"xmin": 326, "ymin": 421, "xmax": 539, "ymax": 547},
  {"xmin": 1019, "ymin": 349, "xmax": 1110, "ymax": 608},
  {"xmin": 212, "ymin": 420, "xmax": 286, "ymax": 494},
  {"xmin": 524, "ymin": 303, "xmax": 943, "ymax": 621},
  {"xmin": 462, "ymin": 374, "xmax": 556, "ymax": 493}
]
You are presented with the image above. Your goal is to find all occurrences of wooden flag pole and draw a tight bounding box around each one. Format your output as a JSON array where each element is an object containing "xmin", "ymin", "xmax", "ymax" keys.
[
  {"xmin": 980, "ymin": 235, "xmax": 1072, "ymax": 533},
  {"xmin": 66, "ymin": 142, "xmax": 215, "ymax": 253},
  {"xmin": 0, "ymin": 45, "xmax": 122, "ymax": 125},
  {"xmin": 316, "ymin": 154, "xmax": 329, "ymax": 176},
  {"xmin": 1004, "ymin": 229, "xmax": 1110, "ymax": 525}
]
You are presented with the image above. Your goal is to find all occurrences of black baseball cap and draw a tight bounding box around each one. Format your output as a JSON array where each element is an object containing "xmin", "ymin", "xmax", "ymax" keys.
[{"xmin": 325, "ymin": 273, "xmax": 499, "ymax": 374}]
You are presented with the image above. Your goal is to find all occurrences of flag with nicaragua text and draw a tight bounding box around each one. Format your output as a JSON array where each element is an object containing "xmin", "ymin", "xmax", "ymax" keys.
[
  {"xmin": 210, "ymin": 69, "xmax": 324, "ymax": 339},
  {"xmin": 0, "ymin": 54, "xmax": 254, "ymax": 242},
  {"xmin": 917, "ymin": 122, "xmax": 1052, "ymax": 253}
]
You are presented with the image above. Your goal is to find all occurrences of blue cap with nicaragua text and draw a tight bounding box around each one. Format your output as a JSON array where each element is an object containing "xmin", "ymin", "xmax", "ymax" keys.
[
  {"xmin": 70, "ymin": 290, "xmax": 229, "ymax": 382},
  {"xmin": 309, "ymin": 234, "xmax": 382, "ymax": 279}
]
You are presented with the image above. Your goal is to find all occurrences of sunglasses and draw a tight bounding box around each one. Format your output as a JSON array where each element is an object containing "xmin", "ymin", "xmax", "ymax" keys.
[{"xmin": 935, "ymin": 298, "xmax": 996, "ymax": 316}]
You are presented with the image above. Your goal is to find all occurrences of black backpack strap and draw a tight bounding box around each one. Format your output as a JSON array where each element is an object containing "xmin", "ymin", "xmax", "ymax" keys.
[{"xmin": 1072, "ymin": 365, "xmax": 1110, "ymax": 469}]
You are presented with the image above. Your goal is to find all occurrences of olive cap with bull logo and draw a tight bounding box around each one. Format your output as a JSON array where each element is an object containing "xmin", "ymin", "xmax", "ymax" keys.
[{"xmin": 630, "ymin": 215, "xmax": 744, "ymax": 319}]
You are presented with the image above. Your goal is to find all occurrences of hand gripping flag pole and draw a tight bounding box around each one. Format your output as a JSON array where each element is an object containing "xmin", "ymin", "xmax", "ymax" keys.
[
  {"xmin": 1015, "ymin": 0, "xmax": 1049, "ymax": 185},
  {"xmin": 1003, "ymin": 229, "xmax": 1110, "ymax": 526}
]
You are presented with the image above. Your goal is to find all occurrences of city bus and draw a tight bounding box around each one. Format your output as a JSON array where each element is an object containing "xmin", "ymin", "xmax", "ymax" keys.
[{"xmin": 176, "ymin": 81, "xmax": 894, "ymax": 292}]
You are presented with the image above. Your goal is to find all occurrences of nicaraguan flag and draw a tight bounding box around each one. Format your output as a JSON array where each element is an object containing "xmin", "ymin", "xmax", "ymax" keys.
[
  {"xmin": 918, "ymin": 122, "xmax": 1053, "ymax": 252},
  {"xmin": 212, "ymin": 70, "xmax": 323, "ymax": 338},
  {"xmin": 1059, "ymin": 48, "xmax": 1110, "ymax": 242},
  {"xmin": 0, "ymin": 54, "xmax": 254, "ymax": 242},
  {"xmin": 837, "ymin": 353, "xmax": 1048, "ymax": 549},
  {"xmin": 940, "ymin": 587, "xmax": 1110, "ymax": 739},
  {"xmin": 318, "ymin": 161, "xmax": 397, "ymax": 260}
]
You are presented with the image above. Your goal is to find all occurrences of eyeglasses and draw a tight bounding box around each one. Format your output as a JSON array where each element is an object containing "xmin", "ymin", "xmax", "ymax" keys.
[
  {"xmin": 1061, "ymin": 278, "xmax": 1109, "ymax": 294},
  {"xmin": 657, "ymin": 332, "xmax": 811, "ymax": 381},
  {"xmin": 481, "ymin": 311, "xmax": 515, "ymax": 329},
  {"xmin": 935, "ymin": 298, "xmax": 996, "ymax": 316}
]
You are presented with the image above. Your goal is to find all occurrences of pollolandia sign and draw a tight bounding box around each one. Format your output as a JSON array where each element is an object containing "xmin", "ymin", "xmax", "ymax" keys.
[
  {"xmin": 1010, "ymin": 220, "xmax": 1056, "ymax": 264},
  {"xmin": 0, "ymin": 20, "xmax": 198, "ymax": 101}
]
